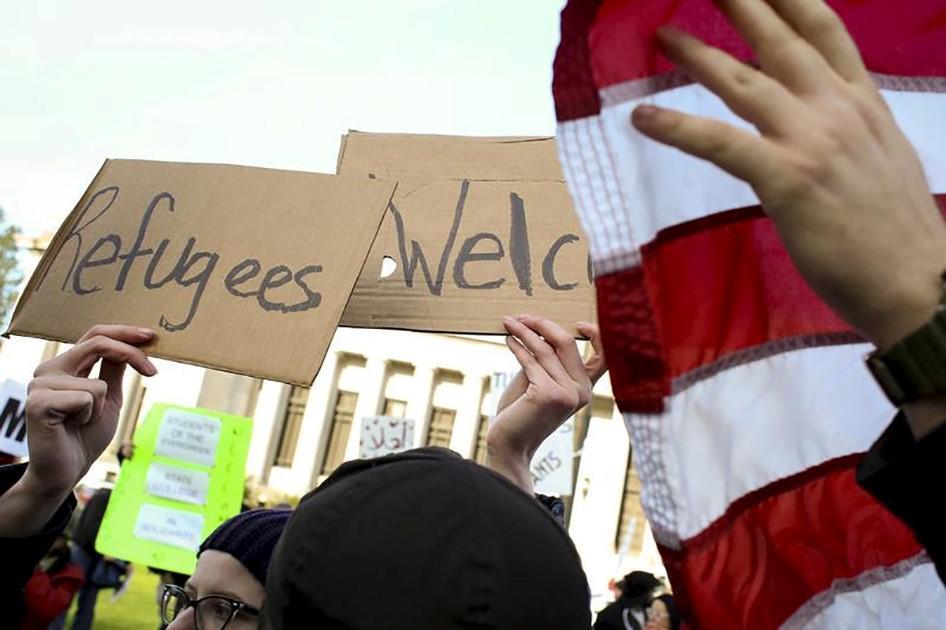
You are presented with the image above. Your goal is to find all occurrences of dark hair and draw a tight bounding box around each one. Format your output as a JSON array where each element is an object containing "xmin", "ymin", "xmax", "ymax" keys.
[{"xmin": 619, "ymin": 571, "xmax": 662, "ymax": 607}]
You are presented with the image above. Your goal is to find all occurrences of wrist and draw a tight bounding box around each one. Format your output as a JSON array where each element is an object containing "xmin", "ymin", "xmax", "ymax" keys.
[
  {"xmin": 0, "ymin": 474, "xmax": 73, "ymax": 537},
  {"xmin": 486, "ymin": 442, "xmax": 534, "ymax": 494},
  {"xmin": 19, "ymin": 468, "xmax": 76, "ymax": 501},
  {"xmin": 865, "ymin": 267, "xmax": 944, "ymax": 352}
]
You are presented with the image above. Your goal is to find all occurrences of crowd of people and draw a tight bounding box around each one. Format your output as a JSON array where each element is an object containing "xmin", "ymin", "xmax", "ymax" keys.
[{"xmin": 1, "ymin": 0, "xmax": 945, "ymax": 627}]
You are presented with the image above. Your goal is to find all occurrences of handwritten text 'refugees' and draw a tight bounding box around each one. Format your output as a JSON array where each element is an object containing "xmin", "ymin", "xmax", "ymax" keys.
[
  {"xmin": 41, "ymin": 186, "xmax": 324, "ymax": 332},
  {"xmin": 43, "ymin": 180, "xmax": 591, "ymax": 333}
]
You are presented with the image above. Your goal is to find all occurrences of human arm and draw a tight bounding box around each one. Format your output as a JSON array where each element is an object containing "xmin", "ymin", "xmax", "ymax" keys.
[
  {"xmin": 626, "ymin": 0, "xmax": 946, "ymax": 579},
  {"xmin": 486, "ymin": 315, "xmax": 606, "ymax": 494},
  {"xmin": 0, "ymin": 324, "xmax": 156, "ymax": 538},
  {"xmin": 628, "ymin": 0, "xmax": 946, "ymax": 438}
]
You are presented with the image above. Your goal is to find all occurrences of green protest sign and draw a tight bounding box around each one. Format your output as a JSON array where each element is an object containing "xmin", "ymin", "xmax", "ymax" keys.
[{"xmin": 96, "ymin": 404, "xmax": 253, "ymax": 575}]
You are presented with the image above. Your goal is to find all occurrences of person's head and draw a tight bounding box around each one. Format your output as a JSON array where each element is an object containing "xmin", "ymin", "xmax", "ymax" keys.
[
  {"xmin": 263, "ymin": 447, "xmax": 590, "ymax": 629},
  {"xmin": 163, "ymin": 508, "xmax": 291, "ymax": 630},
  {"xmin": 645, "ymin": 594, "xmax": 680, "ymax": 630},
  {"xmin": 617, "ymin": 571, "xmax": 662, "ymax": 607}
]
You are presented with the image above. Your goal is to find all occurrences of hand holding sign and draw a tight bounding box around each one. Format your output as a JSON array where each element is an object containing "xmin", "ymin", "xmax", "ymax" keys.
[
  {"xmin": 0, "ymin": 324, "xmax": 157, "ymax": 537},
  {"xmin": 486, "ymin": 315, "xmax": 606, "ymax": 493}
]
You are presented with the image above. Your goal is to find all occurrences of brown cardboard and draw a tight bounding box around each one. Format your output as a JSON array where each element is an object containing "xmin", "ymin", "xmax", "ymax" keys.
[
  {"xmin": 7, "ymin": 159, "xmax": 395, "ymax": 386},
  {"xmin": 338, "ymin": 132, "xmax": 596, "ymax": 335}
]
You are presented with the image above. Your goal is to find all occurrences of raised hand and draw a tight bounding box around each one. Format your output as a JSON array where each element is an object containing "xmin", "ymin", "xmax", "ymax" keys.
[
  {"xmin": 487, "ymin": 315, "xmax": 606, "ymax": 492},
  {"xmin": 0, "ymin": 325, "xmax": 157, "ymax": 536},
  {"xmin": 630, "ymin": 0, "xmax": 946, "ymax": 352}
]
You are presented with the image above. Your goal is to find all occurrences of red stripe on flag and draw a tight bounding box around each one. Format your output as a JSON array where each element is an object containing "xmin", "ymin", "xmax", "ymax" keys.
[
  {"xmin": 602, "ymin": 197, "xmax": 946, "ymax": 412},
  {"xmin": 553, "ymin": 0, "xmax": 604, "ymax": 121},
  {"xmin": 588, "ymin": 0, "xmax": 946, "ymax": 92},
  {"xmin": 658, "ymin": 455, "xmax": 924, "ymax": 628},
  {"xmin": 643, "ymin": 208, "xmax": 855, "ymax": 384},
  {"xmin": 596, "ymin": 267, "xmax": 667, "ymax": 412}
]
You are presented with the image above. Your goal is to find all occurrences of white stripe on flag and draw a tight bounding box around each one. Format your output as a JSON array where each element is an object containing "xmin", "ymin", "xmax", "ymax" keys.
[
  {"xmin": 783, "ymin": 558, "xmax": 946, "ymax": 630},
  {"xmin": 559, "ymin": 85, "xmax": 946, "ymax": 272},
  {"xmin": 623, "ymin": 343, "xmax": 892, "ymax": 543}
]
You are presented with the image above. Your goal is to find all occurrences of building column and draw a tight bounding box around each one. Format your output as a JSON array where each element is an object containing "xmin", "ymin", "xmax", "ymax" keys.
[
  {"xmin": 407, "ymin": 366, "xmax": 436, "ymax": 448},
  {"xmin": 449, "ymin": 372, "xmax": 486, "ymax": 457},
  {"xmin": 343, "ymin": 356, "xmax": 388, "ymax": 461},
  {"xmin": 245, "ymin": 381, "xmax": 289, "ymax": 481}
]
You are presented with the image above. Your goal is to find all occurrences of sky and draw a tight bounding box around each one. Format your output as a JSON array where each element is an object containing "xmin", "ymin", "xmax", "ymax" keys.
[{"xmin": 0, "ymin": 0, "xmax": 566, "ymax": 236}]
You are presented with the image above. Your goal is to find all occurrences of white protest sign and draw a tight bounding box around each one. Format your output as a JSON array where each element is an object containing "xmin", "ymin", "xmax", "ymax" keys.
[
  {"xmin": 154, "ymin": 409, "xmax": 221, "ymax": 468},
  {"xmin": 145, "ymin": 462, "xmax": 210, "ymax": 506},
  {"xmin": 133, "ymin": 504, "xmax": 205, "ymax": 551},
  {"xmin": 530, "ymin": 419, "xmax": 574, "ymax": 497},
  {"xmin": 359, "ymin": 416, "xmax": 415, "ymax": 459},
  {"xmin": 0, "ymin": 379, "xmax": 29, "ymax": 458}
]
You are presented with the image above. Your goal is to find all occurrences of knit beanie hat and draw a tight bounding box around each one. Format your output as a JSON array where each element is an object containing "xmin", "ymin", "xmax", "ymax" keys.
[{"xmin": 198, "ymin": 508, "xmax": 292, "ymax": 586}]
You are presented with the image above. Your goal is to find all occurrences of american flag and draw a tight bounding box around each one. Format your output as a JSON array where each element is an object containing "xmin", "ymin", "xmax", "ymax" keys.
[{"xmin": 552, "ymin": 1, "xmax": 946, "ymax": 627}]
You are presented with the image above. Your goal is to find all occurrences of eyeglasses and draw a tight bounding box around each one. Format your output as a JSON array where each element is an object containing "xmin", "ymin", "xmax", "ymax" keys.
[{"xmin": 160, "ymin": 584, "xmax": 260, "ymax": 630}]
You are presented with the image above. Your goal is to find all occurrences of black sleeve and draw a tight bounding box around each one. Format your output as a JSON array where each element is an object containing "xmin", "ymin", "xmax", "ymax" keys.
[
  {"xmin": 857, "ymin": 412, "xmax": 946, "ymax": 585},
  {"xmin": 0, "ymin": 463, "xmax": 77, "ymax": 624}
]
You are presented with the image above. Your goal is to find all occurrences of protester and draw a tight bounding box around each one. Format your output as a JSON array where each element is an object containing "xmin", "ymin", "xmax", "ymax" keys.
[
  {"xmin": 61, "ymin": 485, "xmax": 113, "ymax": 630},
  {"xmin": 645, "ymin": 594, "xmax": 679, "ymax": 630},
  {"xmin": 161, "ymin": 314, "xmax": 602, "ymax": 629},
  {"xmin": 0, "ymin": 325, "xmax": 157, "ymax": 626},
  {"xmin": 486, "ymin": 315, "xmax": 605, "ymax": 496},
  {"xmin": 20, "ymin": 534, "xmax": 85, "ymax": 629},
  {"xmin": 593, "ymin": 571, "xmax": 661, "ymax": 630},
  {"xmin": 161, "ymin": 508, "xmax": 291, "ymax": 630},
  {"xmin": 263, "ymin": 446, "xmax": 591, "ymax": 630},
  {"xmin": 628, "ymin": 0, "xmax": 946, "ymax": 581}
]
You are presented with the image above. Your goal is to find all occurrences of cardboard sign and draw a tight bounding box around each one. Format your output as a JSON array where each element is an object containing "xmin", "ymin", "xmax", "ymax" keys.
[
  {"xmin": 531, "ymin": 419, "xmax": 574, "ymax": 497},
  {"xmin": 7, "ymin": 159, "xmax": 396, "ymax": 386},
  {"xmin": 96, "ymin": 404, "xmax": 252, "ymax": 574},
  {"xmin": 359, "ymin": 415, "xmax": 415, "ymax": 459},
  {"xmin": 338, "ymin": 133, "xmax": 596, "ymax": 335},
  {"xmin": 0, "ymin": 379, "xmax": 29, "ymax": 458}
]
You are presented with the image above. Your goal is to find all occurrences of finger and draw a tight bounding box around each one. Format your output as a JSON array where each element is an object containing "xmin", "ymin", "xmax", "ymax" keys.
[
  {"xmin": 29, "ymin": 376, "xmax": 107, "ymax": 424},
  {"xmin": 631, "ymin": 104, "xmax": 783, "ymax": 189},
  {"xmin": 503, "ymin": 316, "xmax": 573, "ymax": 388},
  {"xmin": 657, "ymin": 26, "xmax": 803, "ymax": 135},
  {"xmin": 576, "ymin": 322, "xmax": 603, "ymax": 356},
  {"xmin": 77, "ymin": 325, "xmax": 155, "ymax": 345},
  {"xmin": 495, "ymin": 369, "xmax": 528, "ymax": 415},
  {"xmin": 711, "ymin": 0, "xmax": 831, "ymax": 92},
  {"xmin": 764, "ymin": 0, "xmax": 872, "ymax": 86},
  {"xmin": 27, "ymin": 390, "xmax": 95, "ymax": 427},
  {"xmin": 515, "ymin": 315, "xmax": 588, "ymax": 386},
  {"xmin": 98, "ymin": 359, "xmax": 127, "ymax": 407},
  {"xmin": 504, "ymin": 336, "xmax": 556, "ymax": 390},
  {"xmin": 38, "ymin": 335, "xmax": 157, "ymax": 379},
  {"xmin": 576, "ymin": 322, "xmax": 608, "ymax": 383}
]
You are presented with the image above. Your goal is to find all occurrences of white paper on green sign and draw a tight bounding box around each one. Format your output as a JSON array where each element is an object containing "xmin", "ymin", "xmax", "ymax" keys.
[
  {"xmin": 155, "ymin": 409, "xmax": 221, "ymax": 468},
  {"xmin": 145, "ymin": 462, "xmax": 210, "ymax": 506},
  {"xmin": 133, "ymin": 504, "xmax": 205, "ymax": 551}
]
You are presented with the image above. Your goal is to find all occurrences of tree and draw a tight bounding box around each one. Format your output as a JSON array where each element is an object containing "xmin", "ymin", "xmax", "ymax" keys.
[{"xmin": 0, "ymin": 207, "xmax": 22, "ymax": 325}]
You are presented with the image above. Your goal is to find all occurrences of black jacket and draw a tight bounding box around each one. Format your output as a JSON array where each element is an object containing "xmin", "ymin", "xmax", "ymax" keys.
[
  {"xmin": 857, "ymin": 412, "xmax": 946, "ymax": 584},
  {"xmin": 72, "ymin": 486, "xmax": 110, "ymax": 556},
  {"xmin": 0, "ymin": 463, "xmax": 76, "ymax": 626},
  {"xmin": 593, "ymin": 597, "xmax": 644, "ymax": 630}
]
